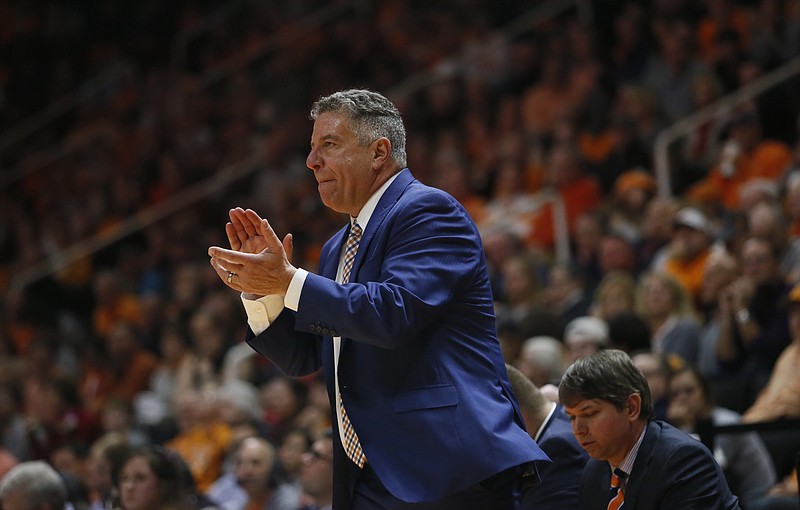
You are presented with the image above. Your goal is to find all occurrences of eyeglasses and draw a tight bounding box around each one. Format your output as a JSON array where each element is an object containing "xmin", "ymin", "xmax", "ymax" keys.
[{"xmin": 305, "ymin": 449, "xmax": 333, "ymax": 463}]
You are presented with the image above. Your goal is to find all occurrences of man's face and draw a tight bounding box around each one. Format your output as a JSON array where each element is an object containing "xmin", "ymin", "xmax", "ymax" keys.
[
  {"xmin": 671, "ymin": 225, "xmax": 708, "ymax": 260},
  {"xmin": 564, "ymin": 396, "xmax": 640, "ymax": 466},
  {"xmin": 300, "ymin": 438, "xmax": 334, "ymax": 500},
  {"xmin": 234, "ymin": 440, "xmax": 273, "ymax": 493},
  {"xmin": 306, "ymin": 112, "xmax": 379, "ymax": 217}
]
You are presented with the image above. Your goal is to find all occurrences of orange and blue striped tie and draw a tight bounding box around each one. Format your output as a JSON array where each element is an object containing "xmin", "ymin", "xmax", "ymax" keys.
[
  {"xmin": 608, "ymin": 469, "xmax": 626, "ymax": 510},
  {"xmin": 339, "ymin": 223, "xmax": 366, "ymax": 468}
]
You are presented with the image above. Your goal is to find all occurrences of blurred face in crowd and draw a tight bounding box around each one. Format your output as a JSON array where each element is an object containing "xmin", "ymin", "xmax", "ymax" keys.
[
  {"xmin": 632, "ymin": 353, "xmax": 667, "ymax": 402},
  {"xmin": 698, "ymin": 255, "xmax": 737, "ymax": 307},
  {"xmin": 671, "ymin": 225, "xmax": 708, "ymax": 261},
  {"xmin": 598, "ymin": 236, "xmax": 637, "ymax": 275},
  {"xmin": 279, "ymin": 429, "xmax": 310, "ymax": 477},
  {"xmin": 306, "ymin": 112, "xmax": 386, "ymax": 217},
  {"xmin": 595, "ymin": 279, "xmax": 635, "ymax": 320},
  {"xmin": 640, "ymin": 274, "xmax": 675, "ymax": 319},
  {"xmin": 668, "ymin": 370, "xmax": 709, "ymax": 420},
  {"xmin": 740, "ymin": 238, "xmax": 777, "ymax": 286},
  {"xmin": 300, "ymin": 437, "xmax": 334, "ymax": 503},
  {"xmin": 119, "ymin": 456, "xmax": 161, "ymax": 510},
  {"xmin": 234, "ymin": 438, "xmax": 274, "ymax": 494}
]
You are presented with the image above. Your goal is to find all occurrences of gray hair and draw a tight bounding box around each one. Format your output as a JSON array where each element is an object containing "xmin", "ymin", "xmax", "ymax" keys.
[
  {"xmin": 310, "ymin": 89, "xmax": 407, "ymax": 167},
  {"xmin": 0, "ymin": 461, "xmax": 67, "ymax": 510},
  {"xmin": 559, "ymin": 349, "xmax": 653, "ymax": 420}
]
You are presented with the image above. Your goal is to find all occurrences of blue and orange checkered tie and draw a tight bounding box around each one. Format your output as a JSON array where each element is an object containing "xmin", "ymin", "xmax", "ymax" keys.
[{"xmin": 339, "ymin": 222, "xmax": 366, "ymax": 468}]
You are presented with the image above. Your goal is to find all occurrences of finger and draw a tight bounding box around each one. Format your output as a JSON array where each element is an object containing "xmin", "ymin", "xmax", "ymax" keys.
[
  {"xmin": 225, "ymin": 222, "xmax": 242, "ymax": 251},
  {"xmin": 209, "ymin": 256, "xmax": 240, "ymax": 289},
  {"xmin": 233, "ymin": 208, "xmax": 259, "ymax": 238},
  {"xmin": 259, "ymin": 219, "xmax": 285, "ymax": 253},
  {"xmin": 283, "ymin": 233, "xmax": 294, "ymax": 263},
  {"xmin": 208, "ymin": 246, "xmax": 253, "ymax": 268},
  {"xmin": 228, "ymin": 208, "xmax": 252, "ymax": 247},
  {"xmin": 243, "ymin": 209, "xmax": 265, "ymax": 234}
]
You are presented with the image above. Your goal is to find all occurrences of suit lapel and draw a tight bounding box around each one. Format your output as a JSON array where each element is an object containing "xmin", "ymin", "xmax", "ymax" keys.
[
  {"xmin": 348, "ymin": 169, "xmax": 414, "ymax": 283},
  {"xmin": 339, "ymin": 170, "xmax": 414, "ymax": 360},
  {"xmin": 623, "ymin": 421, "xmax": 659, "ymax": 507}
]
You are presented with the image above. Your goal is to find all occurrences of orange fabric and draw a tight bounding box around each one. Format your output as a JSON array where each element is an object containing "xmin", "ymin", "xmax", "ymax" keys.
[
  {"xmin": 608, "ymin": 472, "xmax": 625, "ymax": 510},
  {"xmin": 687, "ymin": 141, "xmax": 792, "ymax": 210},
  {"xmin": 166, "ymin": 422, "xmax": 232, "ymax": 493},
  {"xmin": 696, "ymin": 9, "xmax": 751, "ymax": 62},
  {"xmin": 109, "ymin": 350, "xmax": 159, "ymax": 402},
  {"xmin": 93, "ymin": 295, "xmax": 142, "ymax": 338},
  {"xmin": 664, "ymin": 248, "xmax": 712, "ymax": 299},
  {"xmin": 579, "ymin": 131, "xmax": 614, "ymax": 163},
  {"xmin": 528, "ymin": 176, "xmax": 601, "ymax": 249}
]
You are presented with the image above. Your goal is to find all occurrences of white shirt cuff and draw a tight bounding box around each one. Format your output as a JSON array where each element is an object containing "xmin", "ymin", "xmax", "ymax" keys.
[
  {"xmin": 241, "ymin": 294, "xmax": 285, "ymax": 336},
  {"xmin": 240, "ymin": 269, "xmax": 308, "ymax": 335},
  {"xmin": 285, "ymin": 268, "xmax": 308, "ymax": 311}
]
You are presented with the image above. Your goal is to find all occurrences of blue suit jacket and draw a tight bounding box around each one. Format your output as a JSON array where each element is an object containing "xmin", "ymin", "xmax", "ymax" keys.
[
  {"xmin": 578, "ymin": 420, "xmax": 740, "ymax": 510},
  {"xmin": 246, "ymin": 169, "xmax": 548, "ymax": 505},
  {"xmin": 522, "ymin": 404, "xmax": 589, "ymax": 510}
]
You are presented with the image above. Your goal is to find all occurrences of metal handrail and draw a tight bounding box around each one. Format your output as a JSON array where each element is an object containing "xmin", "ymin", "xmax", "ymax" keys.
[{"xmin": 653, "ymin": 56, "xmax": 800, "ymax": 198}]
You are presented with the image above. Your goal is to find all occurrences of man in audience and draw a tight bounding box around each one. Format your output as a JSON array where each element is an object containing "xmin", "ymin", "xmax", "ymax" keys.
[
  {"xmin": 506, "ymin": 365, "xmax": 588, "ymax": 510},
  {"xmin": 298, "ymin": 430, "xmax": 334, "ymax": 510},
  {"xmin": 0, "ymin": 461, "xmax": 68, "ymax": 510},
  {"xmin": 560, "ymin": 349, "xmax": 740, "ymax": 509}
]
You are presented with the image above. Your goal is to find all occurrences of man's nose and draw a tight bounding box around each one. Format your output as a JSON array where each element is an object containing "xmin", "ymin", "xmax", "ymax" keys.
[{"xmin": 307, "ymin": 149, "xmax": 320, "ymax": 171}]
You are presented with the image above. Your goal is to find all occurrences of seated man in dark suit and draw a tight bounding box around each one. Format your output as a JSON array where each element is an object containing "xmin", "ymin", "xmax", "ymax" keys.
[
  {"xmin": 506, "ymin": 364, "xmax": 588, "ymax": 510},
  {"xmin": 559, "ymin": 349, "xmax": 740, "ymax": 510}
]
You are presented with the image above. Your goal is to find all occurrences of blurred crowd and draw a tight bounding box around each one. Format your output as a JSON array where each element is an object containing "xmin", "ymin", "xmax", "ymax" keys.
[{"xmin": 1, "ymin": 0, "xmax": 800, "ymax": 508}]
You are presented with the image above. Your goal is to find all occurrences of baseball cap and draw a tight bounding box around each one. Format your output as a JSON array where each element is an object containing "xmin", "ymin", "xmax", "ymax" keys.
[
  {"xmin": 564, "ymin": 316, "xmax": 609, "ymax": 346},
  {"xmin": 673, "ymin": 207, "xmax": 713, "ymax": 235}
]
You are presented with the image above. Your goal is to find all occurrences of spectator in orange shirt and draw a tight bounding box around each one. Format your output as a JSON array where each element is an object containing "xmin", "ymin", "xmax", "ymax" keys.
[
  {"xmin": 528, "ymin": 143, "xmax": 601, "ymax": 251},
  {"xmin": 663, "ymin": 207, "xmax": 717, "ymax": 304},
  {"xmin": 687, "ymin": 107, "xmax": 793, "ymax": 211}
]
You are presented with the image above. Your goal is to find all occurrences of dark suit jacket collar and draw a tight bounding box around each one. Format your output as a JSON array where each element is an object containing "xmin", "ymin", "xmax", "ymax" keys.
[{"xmin": 623, "ymin": 420, "xmax": 660, "ymax": 505}]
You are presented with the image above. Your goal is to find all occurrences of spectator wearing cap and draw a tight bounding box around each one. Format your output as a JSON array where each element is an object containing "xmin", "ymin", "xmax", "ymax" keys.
[
  {"xmin": 687, "ymin": 106, "xmax": 793, "ymax": 211},
  {"xmin": 607, "ymin": 168, "xmax": 657, "ymax": 244},
  {"xmin": 563, "ymin": 316, "xmax": 609, "ymax": 364},
  {"xmin": 663, "ymin": 206, "xmax": 717, "ymax": 303}
]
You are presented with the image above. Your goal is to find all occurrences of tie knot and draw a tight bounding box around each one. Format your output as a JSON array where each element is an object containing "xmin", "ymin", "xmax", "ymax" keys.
[
  {"xmin": 611, "ymin": 469, "xmax": 626, "ymax": 487},
  {"xmin": 350, "ymin": 222, "xmax": 363, "ymax": 240}
]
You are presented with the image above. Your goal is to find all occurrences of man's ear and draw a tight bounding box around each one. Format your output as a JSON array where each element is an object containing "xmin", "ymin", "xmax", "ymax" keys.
[
  {"xmin": 626, "ymin": 393, "xmax": 642, "ymax": 421},
  {"xmin": 372, "ymin": 137, "xmax": 391, "ymax": 168}
]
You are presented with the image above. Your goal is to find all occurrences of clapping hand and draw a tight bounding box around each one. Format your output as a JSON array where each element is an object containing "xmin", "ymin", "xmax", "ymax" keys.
[{"xmin": 208, "ymin": 208, "xmax": 295, "ymax": 297}]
